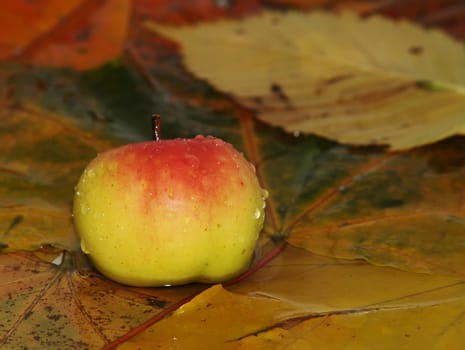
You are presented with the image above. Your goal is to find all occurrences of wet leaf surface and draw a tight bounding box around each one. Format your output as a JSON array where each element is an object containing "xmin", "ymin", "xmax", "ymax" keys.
[
  {"xmin": 123, "ymin": 246, "xmax": 465, "ymax": 349},
  {"xmin": 1, "ymin": 1, "xmax": 465, "ymax": 349}
]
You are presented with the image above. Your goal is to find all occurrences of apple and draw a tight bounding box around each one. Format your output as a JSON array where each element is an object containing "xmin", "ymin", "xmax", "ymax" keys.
[{"xmin": 73, "ymin": 125, "xmax": 267, "ymax": 287}]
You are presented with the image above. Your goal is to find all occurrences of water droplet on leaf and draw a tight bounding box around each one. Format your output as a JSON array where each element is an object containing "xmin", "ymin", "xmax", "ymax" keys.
[{"xmin": 51, "ymin": 252, "xmax": 64, "ymax": 266}]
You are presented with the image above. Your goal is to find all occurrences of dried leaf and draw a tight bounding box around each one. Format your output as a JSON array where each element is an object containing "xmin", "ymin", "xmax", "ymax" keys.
[
  {"xmin": 134, "ymin": 0, "xmax": 261, "ymax": 25},
  {"xmin": 0, "ymin": 104, "xmax": 112, "ymax": 252},
  {"xmin": 285, "ymin": 140, "xmax": 465, "ymax": 277},
  {"xmin": 0, "ymin": 251, "xmax": 200, "ymax": 348},
  {"xmin": 124, "ymin": 246, "xmax": 465, "ymax": 348},
  {"xmin": 120, "ymin": 284, "xmax": 301, "ymax": 349},
  {"xmin": 147, "ymin": 10, "xmax": 465, "ymax": 149},
  {"xmin": 1, "ymin": 4, "xmax": 465, "ymax": 347},
  {"xmin": 0, "ymin": 0, "xmax": 130, "ymax": 69},
  {"xmin": 0, "ymin": 0, "xmax": 81, "ymax": 57},
  {"xmin": 230, "ymin": 246, "xmax": 465, "ymax": 312},
  {"xmin": 234, "ymin": 297, "xmax": 465, "ymax": 349}
]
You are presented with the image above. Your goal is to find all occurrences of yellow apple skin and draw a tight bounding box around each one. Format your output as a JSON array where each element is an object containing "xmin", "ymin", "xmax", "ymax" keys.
[{"xmin": 73, "ymin": 135, "xmax": 266, "ymax": 287}]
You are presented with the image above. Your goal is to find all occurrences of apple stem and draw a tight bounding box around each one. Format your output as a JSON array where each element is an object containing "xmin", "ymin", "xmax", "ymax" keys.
[{"xmin": 151, "ymin": 114, "xmax": 161, "ymax": 141}]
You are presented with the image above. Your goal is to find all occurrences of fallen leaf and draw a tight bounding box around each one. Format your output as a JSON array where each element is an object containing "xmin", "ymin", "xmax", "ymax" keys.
[
  {"xmin": 134, "ymin": 0, "xmax": 261, "ymax": 25},
  {"xmin": 124, "ymin": 246, "xmax": 465, "ymax": 349},
  {"xmin": 2, "ymin": 5, "xmax": 465, "ymax": 347},
  {"xmin": 234, "ymin": 296, "xmax": 465, "ymax": 349},
  {"xmin": 0, "ymin": 103, "xmax": 114, "ymax": 252},
  {"xmin": 147, "ymin": 10, "xmax": 465, "ymax": 149},
  {"xmin": 0, "ymin": 0, "xmax": 80, "ymax": 58},
  {"xmin": 119, "ymin": 284, "xmax": 302, "ymax": 349},
  {"xmin": 0, "ymin": 251, "xmax": 203, "ymax": 349},
  {"xmin": 2, "ymin": 0, "xmax": 130, "ymax": 70},
  {"xmin": 285, "ymin": 139, "xmax": 465, "ymax": 277},
  {"xmin": 230, "ymin": 245, "xmax": 465, "ymax": 312}
]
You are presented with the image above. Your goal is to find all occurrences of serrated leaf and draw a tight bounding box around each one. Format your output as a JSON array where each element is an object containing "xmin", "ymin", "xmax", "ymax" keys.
[
  {"xmin": 0, "ymin": 251, "xmax": 204, "ymax": 349},
  {"xmin": 147, "ymin": 10, "xmax": 465, "ymax": 150}
]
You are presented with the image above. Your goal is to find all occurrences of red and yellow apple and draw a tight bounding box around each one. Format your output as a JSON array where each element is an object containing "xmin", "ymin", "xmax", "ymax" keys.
[{"xmin": 73, "ymin": 135, "xmax": 266, "ymax": 287}]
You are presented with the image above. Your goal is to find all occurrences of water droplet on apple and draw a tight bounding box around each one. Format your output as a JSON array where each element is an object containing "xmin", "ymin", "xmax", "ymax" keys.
[
  {"xmin": 185, "ymin": 153, "xmax": 200, "ymax": 169},
  {"xmin": 80, "ymin": 241, "xmax": 90, "ymax": 254},
  {"xmin": 261, "ymin": 189, "xmax": 269, "ymax": 200},
  {"xmin": 75, "ymin": 191, "xmax": 80, "ymax": 197},
  {"xmin": 254, "ymin": 208, "xmax": 261, "ymax": 219},
  {"xmin": 80, "ymin": 204, "xmax": 90, "ymax": 215},
  {"xmin": 87, "ymin": 169, "xmax": 96, "ymax": 178}
]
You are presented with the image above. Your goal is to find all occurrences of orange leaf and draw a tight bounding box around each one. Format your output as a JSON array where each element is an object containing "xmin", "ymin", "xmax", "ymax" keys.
[
  {"xmin": 3, "ymin": 0, "xmax": 130, "ymax": 70},
  {"xmin": 0, "ymin": 0, "xmax": 81, "ymax": 57}
]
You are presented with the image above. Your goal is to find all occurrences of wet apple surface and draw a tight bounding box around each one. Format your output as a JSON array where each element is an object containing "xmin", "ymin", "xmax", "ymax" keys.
[{"xmin": 73, "ymin": 135, "xmax": 267, "ymax": 287}]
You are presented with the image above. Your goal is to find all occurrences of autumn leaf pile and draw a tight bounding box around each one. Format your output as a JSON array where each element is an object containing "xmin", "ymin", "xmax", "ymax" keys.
[{"xmin": 1, "ymin": 1, "xmax": 465, "ymax": 349}]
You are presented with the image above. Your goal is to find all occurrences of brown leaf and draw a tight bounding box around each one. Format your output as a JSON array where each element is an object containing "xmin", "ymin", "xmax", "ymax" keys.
[
  {"xmin": 1, "ymin": 3, "xmax": 465, "ymax": 347},
  {"xmin": 0, "ymin": 251, "xmax": 204, "ymax": 348}
]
